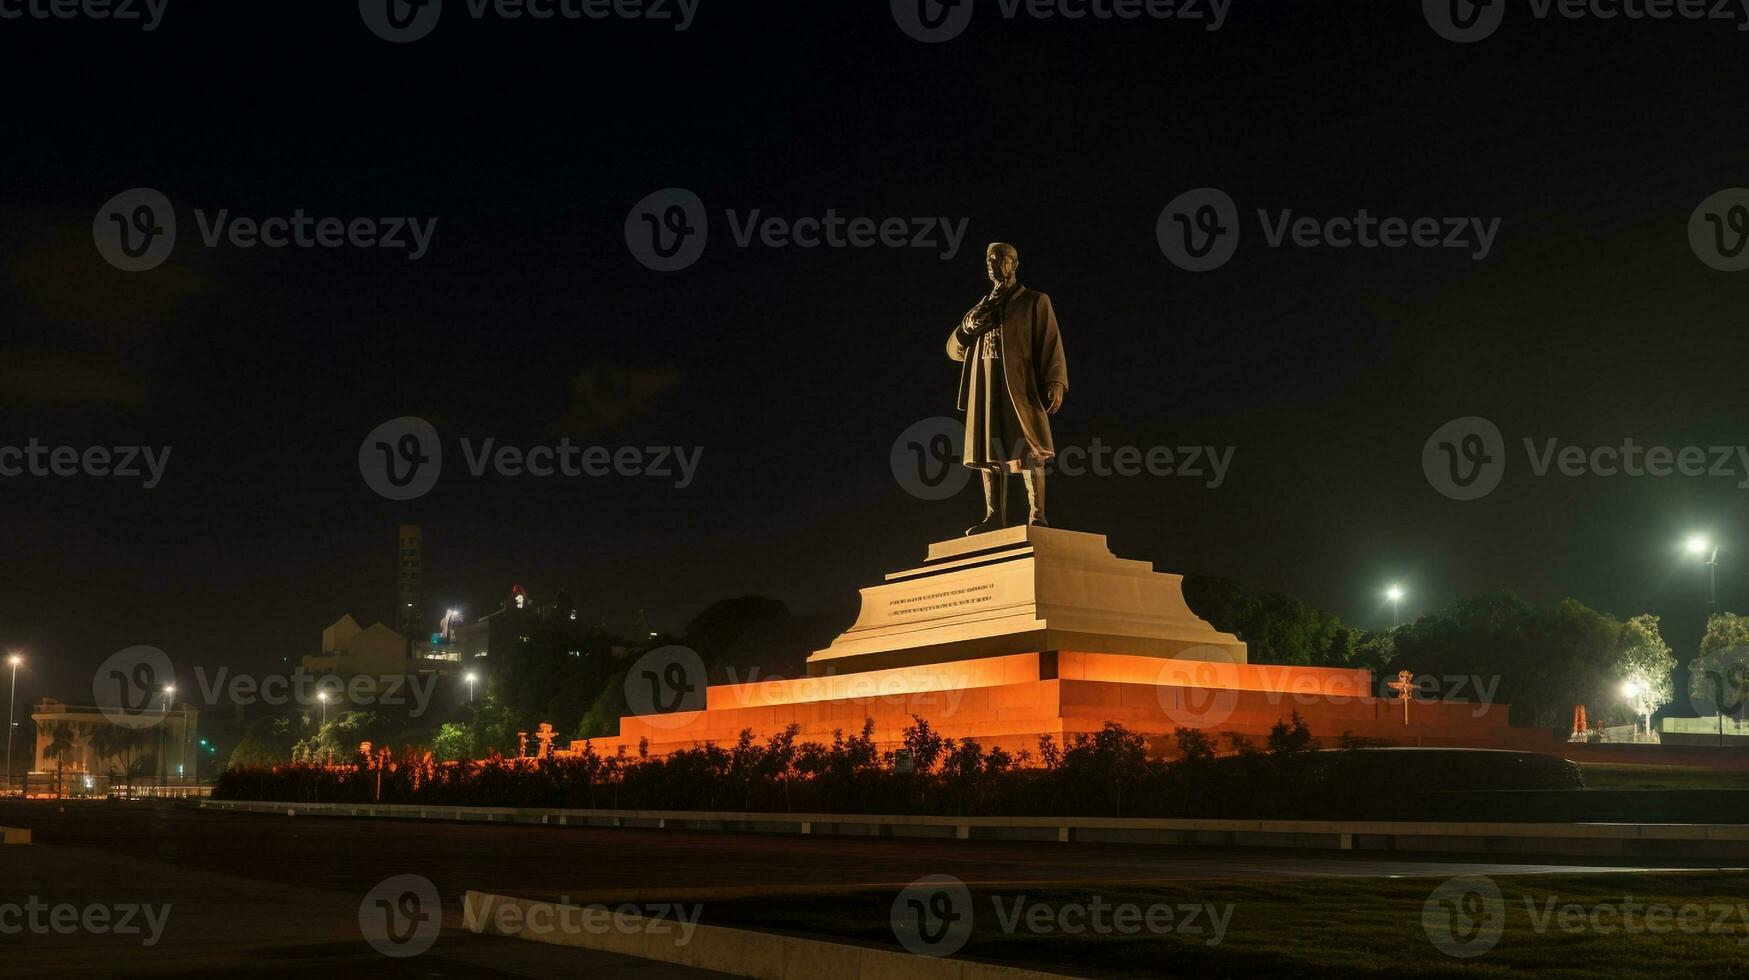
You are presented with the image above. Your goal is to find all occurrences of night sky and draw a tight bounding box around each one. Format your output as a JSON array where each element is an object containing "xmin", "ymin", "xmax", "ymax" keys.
[{"xmin": 3, "ymin": 1, "xmax": 1747, "ymax": 705}]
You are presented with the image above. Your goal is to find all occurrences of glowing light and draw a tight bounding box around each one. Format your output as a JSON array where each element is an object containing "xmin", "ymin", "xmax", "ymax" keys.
[
  {"xmin": 1385, "ymin": 585, "xmax": 1405, "ymax": 601},
  {"xmin": 1621, "ymin": 681, "xmax": 1640, "ymax": 698},
  {"xmin": 1687, "ymin": 535, "xmax": 1712, "ymax": 556}
]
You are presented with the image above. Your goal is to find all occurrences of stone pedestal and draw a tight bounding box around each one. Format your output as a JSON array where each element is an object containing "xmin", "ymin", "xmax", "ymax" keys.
[
  {"xmin": 575, "ymin": 526, "xmax": 1515, "ymax": 759},
  {"xmin": 806, "ymin": 526, "xmax": 1247, "ymax": 676}
]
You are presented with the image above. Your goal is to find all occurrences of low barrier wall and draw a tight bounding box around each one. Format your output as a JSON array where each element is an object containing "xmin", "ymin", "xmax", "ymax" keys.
[{"xmin": 197, "ymin": 798, "xmax": 1749, "ymax": 860}]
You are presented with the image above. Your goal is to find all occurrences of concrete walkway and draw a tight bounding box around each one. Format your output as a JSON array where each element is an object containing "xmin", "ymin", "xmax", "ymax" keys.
[{"xmin": 1, "ymin": 842, "xmax": 727, "ymax": 978}]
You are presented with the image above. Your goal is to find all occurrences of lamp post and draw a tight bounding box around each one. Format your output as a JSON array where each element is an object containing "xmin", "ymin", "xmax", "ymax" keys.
[
  {"xmin": 317, "ymin": 691, "xmax": 329, "ymax": 728},
  {"xmin": 6, "ymin": 653, "xmax": 21, "ymax": 793},
  {"xmin": 1686, "ymin": 535, "xmax": 1720, "ymax": 610},
  {"xmin": 465, "ymin": 672, "xmax": 477, "ymax": 704},
  {"xmin": 1385, "ymin": 585, "xmax": 1405, "ymax": 626},
  {"xmin": 158, "ymin": 684, "xmax": 174, "ymax": 789},
  {"xmin": 1684, "ymin": 535, "xmax": 1726, "ymax": 741}
]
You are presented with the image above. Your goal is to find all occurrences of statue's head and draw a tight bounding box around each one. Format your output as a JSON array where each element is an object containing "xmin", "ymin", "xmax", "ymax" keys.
[{"xmin": 985, "ymin": 242, "xmax": 1018, "ymax": 284}]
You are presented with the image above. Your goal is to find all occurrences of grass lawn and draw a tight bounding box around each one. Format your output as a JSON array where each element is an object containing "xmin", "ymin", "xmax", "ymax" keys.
[
  {"xmin": 697, "ymin": 872, "xmax": 1749, "ymax": 978},
  {"xmin": 1580, "ymin": 764, "xmax": 1749, "ymax": 791}
]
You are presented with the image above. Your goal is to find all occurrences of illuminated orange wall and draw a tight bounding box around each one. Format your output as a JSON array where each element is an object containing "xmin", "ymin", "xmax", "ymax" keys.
[{"xmin": 577, "ymin": 650, "xmax": 1512, "ymax": 760}]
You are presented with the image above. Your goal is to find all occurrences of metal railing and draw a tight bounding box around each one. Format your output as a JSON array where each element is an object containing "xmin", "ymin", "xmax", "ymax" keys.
[{"xmin": 0, "ymin": 773, "xmax": 212, "ymax": 799}]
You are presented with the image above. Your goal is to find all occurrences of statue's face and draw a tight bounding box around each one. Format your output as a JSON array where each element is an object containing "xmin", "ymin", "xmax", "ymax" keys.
[{"xmin": 986, "ymin": 248, "xmax": 1017, "ymax": 283}]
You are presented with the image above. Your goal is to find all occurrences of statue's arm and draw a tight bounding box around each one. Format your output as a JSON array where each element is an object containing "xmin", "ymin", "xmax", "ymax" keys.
[{"xmin": 946, "ymin": 317, "xmax": 970, "ymax": 362}]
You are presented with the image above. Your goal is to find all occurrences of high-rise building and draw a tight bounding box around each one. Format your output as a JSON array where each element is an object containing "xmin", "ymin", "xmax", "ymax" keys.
[{"xmin": 396, "ymin": 523, "xmax": 423, "ymax": 652}]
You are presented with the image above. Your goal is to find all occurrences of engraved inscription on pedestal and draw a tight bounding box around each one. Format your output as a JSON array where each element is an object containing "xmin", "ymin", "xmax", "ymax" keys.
[{"xmin": 889, "ymin": 583, "xmax": 996, "ymax": 620}]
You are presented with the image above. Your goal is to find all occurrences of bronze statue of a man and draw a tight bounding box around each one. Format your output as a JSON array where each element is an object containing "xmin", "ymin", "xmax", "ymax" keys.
[{"xmin": 947, "ymin": 242, "xmax": 1068, "ymax": 535}]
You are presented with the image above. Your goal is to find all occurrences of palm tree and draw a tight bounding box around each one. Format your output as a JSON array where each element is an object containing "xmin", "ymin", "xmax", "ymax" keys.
[
  {"xmin": 115, "ymin": 727, "xmax": 146, "ymax": 796},
  {"xmin": 39, "ymin": 721, "xmax": 73, "ymax": 765},
  {"xmin": 89, "ymin": 726, "xmax": 123, "ymax": 796}
]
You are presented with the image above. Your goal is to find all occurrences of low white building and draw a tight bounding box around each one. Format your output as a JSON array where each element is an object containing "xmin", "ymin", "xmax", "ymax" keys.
[{"xmin": 30, "ymin": 698, "xmax": 201, "ymax": 788}]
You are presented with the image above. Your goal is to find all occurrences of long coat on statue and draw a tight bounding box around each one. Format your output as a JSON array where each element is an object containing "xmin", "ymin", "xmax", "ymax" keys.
[{"xmin": 946, "ymin": 285, "xmax": 1068, "ymax": 466}]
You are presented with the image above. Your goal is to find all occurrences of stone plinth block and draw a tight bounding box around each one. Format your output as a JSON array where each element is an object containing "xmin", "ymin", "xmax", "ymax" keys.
[{"xmin": 806, "ymin": 526, "xmax": 1247, "ymax": 676}]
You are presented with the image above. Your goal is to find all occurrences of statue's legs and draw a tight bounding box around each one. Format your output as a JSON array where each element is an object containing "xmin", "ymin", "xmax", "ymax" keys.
[
  {"xmin": 1022, "ymin": 463, "xmax": 1048, "ymax": 527},
  {"xmin": 964, "ymin": 466, "xmax": 1009, "ymax": 536}
]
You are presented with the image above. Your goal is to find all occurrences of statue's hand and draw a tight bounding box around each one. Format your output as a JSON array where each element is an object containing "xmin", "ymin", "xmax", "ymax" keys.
[{"xmin": 1045, "ymin": 382, "xmax": 1065, "ymax": 414}]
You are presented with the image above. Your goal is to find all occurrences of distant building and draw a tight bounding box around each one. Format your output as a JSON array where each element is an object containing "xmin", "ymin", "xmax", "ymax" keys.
[
  {"xmin": 396, "ymin": 523, "xmax": 424, "ymax": 652},
  {"xmin": 30, "ymin": 698, "xmax": 200, "ymax": 787},
  {"xmin": 302, "ymin": 614, "xmax": 411, "ymax": 677},
  {"xmin": 411, "ymin": 609, "xmax": 465, "ymax": 673},
  {"xmin": 453, "ymin": 584, "xmax": 586, "ymax": 662}
]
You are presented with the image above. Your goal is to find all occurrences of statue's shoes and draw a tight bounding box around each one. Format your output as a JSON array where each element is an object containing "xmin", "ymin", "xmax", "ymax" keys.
[{"xmin": 964, "ymin": 518, "xmax": 1004, "ymax": 536}]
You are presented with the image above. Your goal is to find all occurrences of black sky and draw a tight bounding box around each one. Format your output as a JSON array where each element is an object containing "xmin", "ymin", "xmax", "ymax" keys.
[{"xmin": 3, "ymin": 1, "xmax": 1748, "ymax": 704}]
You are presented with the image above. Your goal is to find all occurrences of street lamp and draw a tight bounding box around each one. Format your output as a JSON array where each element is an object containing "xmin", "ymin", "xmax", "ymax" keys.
[
  {"xmin": 1686, "ymin": 535, "xmax": 1720, "ymax": 610},
  {"xmin": 464, "ymin": 672, "xmax": 478, "ymax": 704},
  {"xmin": 317, "ymin": 691, "xmax": 329, "ymax": 727},
  {"xmin": 1385, "ymin": 585, "xmax": 1405, "ymax": 625},
  {"xmin": 6, "ymin": 653, "xmax": 21, "ymax": 793}
]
